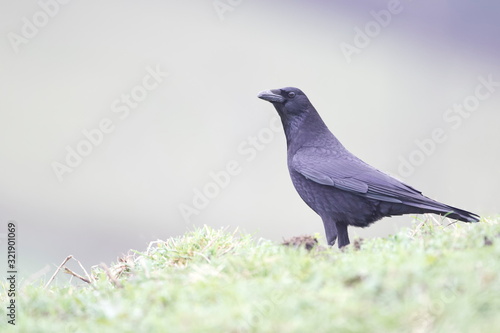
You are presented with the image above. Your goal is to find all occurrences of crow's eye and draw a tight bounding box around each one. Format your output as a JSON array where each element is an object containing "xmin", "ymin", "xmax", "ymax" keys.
[{"xmin": 288, "ymin": 92, "xmax": 296, "ymax": 98}]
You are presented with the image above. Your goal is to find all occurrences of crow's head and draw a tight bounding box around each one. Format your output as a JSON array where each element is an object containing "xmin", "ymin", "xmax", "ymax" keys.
[
  {"xmin": 257, "ymin": 87, "xmax": 312, "ymax": 120},
  {"xmin": 258, "ymin": 87, "xmax": 318, "ymax": 139}
]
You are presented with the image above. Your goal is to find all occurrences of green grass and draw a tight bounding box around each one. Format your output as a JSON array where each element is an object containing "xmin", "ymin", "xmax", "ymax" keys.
[{"xmin": 3, "ymin": 217, "xmax": 500, "ymax": 332}]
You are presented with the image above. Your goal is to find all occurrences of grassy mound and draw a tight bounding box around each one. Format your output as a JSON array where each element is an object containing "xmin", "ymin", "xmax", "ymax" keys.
[{"xmin": 4, "ymin": 217, "xmax": 500, "ymax": 332}]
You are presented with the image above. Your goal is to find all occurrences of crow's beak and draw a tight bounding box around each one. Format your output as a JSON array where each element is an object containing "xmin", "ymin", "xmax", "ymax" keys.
[{"xmin": 257, "ymin": 89, "xmax": 285, "ymax": 103}]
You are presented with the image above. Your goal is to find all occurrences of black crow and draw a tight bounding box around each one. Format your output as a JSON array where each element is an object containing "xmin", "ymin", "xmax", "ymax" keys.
[{"xmin": 258, "ymin": 87, "xmax": 480, "ymax": 248}]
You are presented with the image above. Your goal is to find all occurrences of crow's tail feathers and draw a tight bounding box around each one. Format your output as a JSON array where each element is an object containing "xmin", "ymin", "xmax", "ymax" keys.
[
  {"xmin": 404, "ymin": 198, "xmax": 480, "ymax": 223},
  {"xmin": 437, "ymin": 206, "xmax": 480, "ymax": 223}
]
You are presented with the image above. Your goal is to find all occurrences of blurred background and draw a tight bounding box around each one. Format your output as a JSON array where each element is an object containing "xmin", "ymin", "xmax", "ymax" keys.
[{"xmin": 1, "ymin": 0, "xmax": 499, "ymax": 280}]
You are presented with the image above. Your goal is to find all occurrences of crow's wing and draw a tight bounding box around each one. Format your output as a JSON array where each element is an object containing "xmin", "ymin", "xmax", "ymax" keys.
[{"xmin": 291, "ymin": 147, "xmax": 423, "ymax": 204}]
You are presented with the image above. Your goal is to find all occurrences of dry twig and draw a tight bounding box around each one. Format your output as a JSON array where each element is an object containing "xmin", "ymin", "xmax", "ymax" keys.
[{"xmin": 44, "ymin": 255, "xmax": 73, "ymax": 289}]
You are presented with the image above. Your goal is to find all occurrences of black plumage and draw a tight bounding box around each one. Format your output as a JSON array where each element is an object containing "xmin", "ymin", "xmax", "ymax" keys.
[{"xmin": 258, "ymin": 87, "xmax": 479, "ymax": 248}]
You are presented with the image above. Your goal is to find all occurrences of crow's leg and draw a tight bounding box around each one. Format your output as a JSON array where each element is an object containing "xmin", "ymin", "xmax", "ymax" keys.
[
  {"xmin": 322, "ymin": 217, "xmax": 338, "ymax": 246},
  {"xmin": 336, "ymin": 222, "xmax": 350, "ymax": 248}
]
